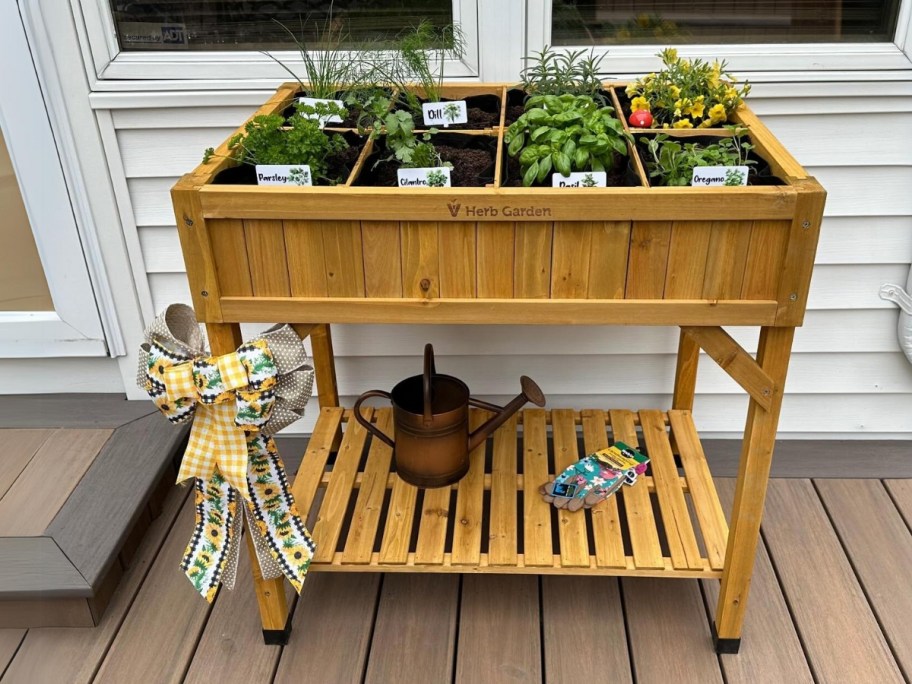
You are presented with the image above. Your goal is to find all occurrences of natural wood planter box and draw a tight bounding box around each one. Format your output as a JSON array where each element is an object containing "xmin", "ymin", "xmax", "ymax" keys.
[{"xmin": 172, "ymin": 82, "xmax": 825, "ymax": 653}]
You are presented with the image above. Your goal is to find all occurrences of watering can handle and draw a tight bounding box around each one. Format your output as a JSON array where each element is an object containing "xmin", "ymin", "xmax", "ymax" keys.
[
  {"xmin": 422, "ymin": 343, "xmax": 437, "ymax": 426},
  {"xmin": 353, "ymin": 391, "xmax": 395, "ymax": 448}
]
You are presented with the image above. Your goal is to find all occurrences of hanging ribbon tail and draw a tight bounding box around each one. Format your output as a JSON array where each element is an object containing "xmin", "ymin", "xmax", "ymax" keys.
[
  {"xmin": 181, "ymin": 471, "xmax": 239, "ymax": 603},
  {"xmin": 244, "ymin": 434, "xmax": 315, "ymax": 593}
]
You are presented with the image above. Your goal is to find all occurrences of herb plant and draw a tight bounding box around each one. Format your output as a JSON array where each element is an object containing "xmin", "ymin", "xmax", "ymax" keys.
[
  {"xmin": 520, "ymin": 46, "xmax": 606, "ymax": 100},
  {"xmin": 625, "ymin": 48, "xmax": 750, "ymax": 129},
  {"xmin": 640, "ymin": 127, "xmax": 756, "ymax": 186},
  {"xmin": 262, "ymin": 2, "xmax": 362, "ymax": 100},
  {"xmin": 504, "ymin": 94, "xmax": 630, "ymax": 186},
  {"xmin": 202, "ymin": 102, "xmax": 351, "ymax": 184},
  {"xmin": 376, "ymin": 109, "xmax": 448, "ymax": 169},
  {"xmin": 396, "ymin": 21, "xmax": 466, "ymax": 105}
]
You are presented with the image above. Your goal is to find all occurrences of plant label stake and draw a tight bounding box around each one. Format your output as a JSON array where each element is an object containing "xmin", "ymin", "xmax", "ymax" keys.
[
  {"xmin": 397, "ymin": 167, "xmax": 452, "ymax": 187},
  {"xmin": 297, "ymin": 97, "xmax": 344, "ymax": 126},
  {"xmin": 691, "ymin": 166, "xmax": 749, "ymax": 187},
  {"xmin": 552, "ymin": 171, "xmax": 607, "ymax": 188},
  {"xmin": 423, "ymin": 100, "xmax": 467, "ymax": 128},
  {"xmin": 255, "ymin": 165, "xmax": 313, "ymax": 186}
]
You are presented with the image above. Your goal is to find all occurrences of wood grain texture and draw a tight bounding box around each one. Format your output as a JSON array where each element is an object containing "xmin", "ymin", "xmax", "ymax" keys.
[
  {"xmin": 580, "ymin": 410, "xmax": 625, "ymax": 568},
  {"xmin": 488, "ymin": 415, "xmax": 518, "ymax": 566},
  {"xmin": 0, "ymin": 429, "xmax": 111, "ymax": 537},
  {"xmin": 702, "ymin": 221, "xmax": 751, "ymax": 299},
  {"xmin": 774, "ymin": 181, "xmax": 826, "ymax": 326},
  {"xmin": 273, "ymin": 573, "xmax": 381, "ymax": 684},
  {"xmin": 0, "ymin": 596, "xmax": 93, "ymax": 629},
  {"xmin": 361, "ymin": 221, "xmax": 403, "ymax": 298},
  {"xmin": 551, "ymin": 222, "xmax": 593, "ymax": 298},
  {"xmin": 365, "ymin": 574, "xmax": 458, "ymax": 684},
  {"xmin": 172, "ymin": 181, "xmax": 222, "ymax": 321},
  {"xmin": 0, "ymin": 630, "xmax": 25, "ymax": 676},
  {"xmin": 244, "ymin": 219, "xmax": 291, "ymax": 296},
  {"xmin": 624, "ymin": 578, "xmax": 723, "ymax": 683},
  {"xmin": 379, "ymin": 476, "xmax": 419, "ymax": 565},
  {"xmin": 513, "ymin": 222, "xmax": 552, "ymax": 298},
  {"xmin": 0, "ymin": 396, "xmax": 153, "ymax": 429},
  {"xmin": 438, "ymin": 222, "xmax": 476, "ymax": 297},
  {"xmin": 703, "ymin": 478, "xmax": 813, "ymax": 684},
  {"xmin": 587, "ymin": 221, "xmax": 630, "ymax": 299},
  {"xmin": 401, "ymin": 221, "xmax": 439, "ymax": 298},
  {"xmin": 290, "ymin": 407, "xmax": 344, "ymax": 516},
  {"xmin": 476, "ymin": 222, "xmax": 515, "ymax": 297},
  {"xmin": 0, "ymin": 429, "xmax": 52, "ymax": 499},
  {"xmin": 208, "ymin": 218, "xmax": 252, "ymax": 296},
  {"xmin": 183, "ymin": 548, "xmax": 291, "ymax": 684},
  {"xmin": 672, "ymin": 329, "xmax": 700, "ymax": 411},
  {"xmin": 761, "ymin": 479, "xmax": 903, "ymax": 683},
  {"xmin": 551, "ymin": 409, "xmax": 590, "ymax": 567},
  {"xmin": 741, "ymin": 220, "xmax": 789, "ymax": 300},
  {"xmin": 284, "ymin": 219, "xmax": 328, "ymax": 297},
  {"xmin": 816, "ymin": 479, "xmax": 912, "ymax": 678},
  {"xmin": 415, "ymin": 486, "xmax": 452, "ymax": 565},
  {"xmin": 625, "ymin": 221, "xmax": 671, "ymax": 298},
  {"xmin": 322, "ymin": 220, "xmax": 365, "ymax": 297},
  {"xmin": 47, "ymin": 414, "xmax": 188, "ymax": 589},
  {"xmin": 456, "ymin": 575, "xmax": 541, "ymax": 684},
  {"xmin": 451, "ymin": 412, "xmax": 487, "ymax": 565},
  {"xmin": 665, "ymin": 221, "xmax": 712, "ymax": 298},
  {"xmin": 543, "ymin": 577, "xmax": 632, "ymax": 683},
  {"xmin": 521, "ymin": 409, "xmax": 553, "ymax": 567},
  {"xmin": 93, "ymin": 498, "xmax": 211, "ymax": 684},
  {"xmin": 0, "ymin": 485, "xmax": 188, "ymax": 683}
]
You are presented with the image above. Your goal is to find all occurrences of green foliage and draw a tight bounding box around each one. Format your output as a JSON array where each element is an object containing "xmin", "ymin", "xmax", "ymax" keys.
[
  {"xmin": 443, "ymin": 102, "xmax": 461, "ymax": 123},
  {"xmin": 426, "ymin": 169, "xmax": 448, "ymax": 187},
  {"xmin": 261, "ymin": 2, "xmax": 365, "ymax": 100},
  {"xmin": 396, "ymin": 21, "xmax": 465, "ymax": 105},
  {"xmin": 378, "ymin": 109, "xmax": 449, "ymax": 169},
  {"xmin": 641, "ymin": 126, "xmax": 756, "ymax": 186},
  {"xmin": 520, "ymin": 46, "xmax": 606, "ymax": 100},
  {"xmin": 504, "ymin": 94, "xmax": 630, "ymax": 186},
  {"xmin": 202, "ymin": 102, "xmax": 351, "ymax": 184}
]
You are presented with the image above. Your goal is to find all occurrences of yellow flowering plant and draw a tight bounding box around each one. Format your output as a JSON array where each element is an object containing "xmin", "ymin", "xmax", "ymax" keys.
[{"xmin": 625, "ymin": 49, "xmax": 750, "ymax": 128}]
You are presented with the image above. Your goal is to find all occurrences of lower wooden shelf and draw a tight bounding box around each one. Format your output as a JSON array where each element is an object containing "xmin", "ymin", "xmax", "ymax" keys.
[{"xmin": 290, "ymin": 405, "xmax": 729, "ymax": 579}]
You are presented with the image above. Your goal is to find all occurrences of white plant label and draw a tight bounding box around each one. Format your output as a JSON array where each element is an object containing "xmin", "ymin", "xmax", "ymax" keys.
[
  {"xmin": 297, "ymin": 97, "xmax": 344, "ymax": 125},
  {"xmin": 691, "ymin": 166, "xmax": 749, "ymax": 187},
  {"xmin": 255, "ymin": 165, "xmax": 313, "ymax": 186},
  {"xmin": 422, "ymin": 100, "xmax": 468, "ymax": 128},
  {"xmin": 397, "ymin": 167, "xmax": 452, "ymax": 188},
  {"xmin": 552, "ymin": 171, "xmax": 607, "ymax": 188}
]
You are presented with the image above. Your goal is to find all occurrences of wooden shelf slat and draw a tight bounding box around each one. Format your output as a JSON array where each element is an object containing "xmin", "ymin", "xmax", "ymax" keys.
[{"xmin": 300, "ymin": 407, "xmax": 726, "ymax": 579}]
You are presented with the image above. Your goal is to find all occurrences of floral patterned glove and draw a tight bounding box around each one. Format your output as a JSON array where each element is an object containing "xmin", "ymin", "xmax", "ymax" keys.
[{"xmin": 540, "ymin": 443, "xmax": 650, "ymax": 512}]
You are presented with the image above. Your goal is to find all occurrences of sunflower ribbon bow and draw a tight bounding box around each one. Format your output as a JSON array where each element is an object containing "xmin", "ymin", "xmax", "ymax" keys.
[{"xmin": 137, "ymin": 304, "xmax": 316, "ymax": 602}]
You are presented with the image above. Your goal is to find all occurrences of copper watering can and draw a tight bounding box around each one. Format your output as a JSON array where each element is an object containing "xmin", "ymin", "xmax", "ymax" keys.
[{"xmin": 353, "ymin": 344, "xmax": 546, "ymax": 488}]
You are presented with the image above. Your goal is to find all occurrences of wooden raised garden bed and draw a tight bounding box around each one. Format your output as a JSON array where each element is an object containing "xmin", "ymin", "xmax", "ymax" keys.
[{"xmin": 172, "ymin": 81, "xmax": 825, "ymax": 653}]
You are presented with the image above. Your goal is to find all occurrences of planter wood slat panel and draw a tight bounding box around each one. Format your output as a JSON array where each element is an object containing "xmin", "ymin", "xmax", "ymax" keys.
[{"xmin": 172, "ymin": 82, "xmax": 825, "ymax": 651}]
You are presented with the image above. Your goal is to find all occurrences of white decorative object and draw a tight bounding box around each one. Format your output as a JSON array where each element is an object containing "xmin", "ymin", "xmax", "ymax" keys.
[{"xmin": 880, "ymin": 267, "xmax": 912, "ymax": 365}]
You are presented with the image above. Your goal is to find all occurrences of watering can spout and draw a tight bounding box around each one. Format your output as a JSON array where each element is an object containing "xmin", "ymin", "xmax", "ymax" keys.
[{"xmin": 467, "ymin": 376, "xmax": 547, "ymax": 452}]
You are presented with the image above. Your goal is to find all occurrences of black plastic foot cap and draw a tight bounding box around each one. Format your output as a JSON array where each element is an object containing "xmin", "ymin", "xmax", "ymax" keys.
[
  {"xmin": 712, "ymin": 622, "xmax": 741, "ymax": 654},
  {"xmin": 262, "ymin": 614, "xmax": 293, "ymax": 645}
]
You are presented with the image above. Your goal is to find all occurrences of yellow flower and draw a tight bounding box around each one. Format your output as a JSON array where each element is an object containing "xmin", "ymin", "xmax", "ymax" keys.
[
  {"xmin": 670, "ymin": 85, "xmax": 681, "ymax": 98},
  {"xmin": 673, "ymin": 119, "xmax": 694, "ymax": 129},
  {"xmin": 625, "ymin": 84, "xmax": 637, "ymax": 97},
  {"xmin": 203, "ymin": 523, "xmax": 223, "ymax": 543},
  {"xmin": 684, "ymin": 100, "xmax": 705, "ymax": 119},
  {"xmin": 725, "ymin": 87, "xmax": 739, "ymax": 101},
  {"xmin": 283, "ymin": 543, "xmax": 311, "ymax": 565},
  {"xmin": 631, "ymin": 96, "xmax": 651, "ymax": 112},
  {"xmin": 661, "ymin": 48, "xmax": 678, "ymax": 65},
  {"xmin": 708, "ymin": 103, "xmax": 727, "ymax": 124},
  {"xmin": 699, "ymin": 120, "xmax": 713, "ymax": 128}
]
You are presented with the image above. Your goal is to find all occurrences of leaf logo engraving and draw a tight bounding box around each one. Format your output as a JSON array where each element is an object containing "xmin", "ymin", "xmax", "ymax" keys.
[{"xmin": 447, "ymin": 201, "xmax": 461, "ymax": 217}]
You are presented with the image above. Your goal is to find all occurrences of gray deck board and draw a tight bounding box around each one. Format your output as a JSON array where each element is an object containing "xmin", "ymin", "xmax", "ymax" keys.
[
  {"xmin": 0, "ymin": 395, "xmax": 154, "ymax": 429},
  {"xmin": 45, "ymin": 413, "xmax": 188, "ymax": 590},
  {"xmin": 0, "ymin": 538, "xmax": 90, "ymax": 598}
]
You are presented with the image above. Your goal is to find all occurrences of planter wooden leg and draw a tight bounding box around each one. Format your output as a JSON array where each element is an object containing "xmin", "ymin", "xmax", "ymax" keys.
[
  {"xmin": 311, "ymin": 324, "xmax": 339, "ymax": 408},
  {"xmin": 714, "ymin": 326, "xmax": 794, "ymax": 653},
  {"xmin": 673, "ymin": 328, "xmax": 700, "ymax": 410},
  {"xmin": 207, "ymin": 323, "xmax": 291, "ymax": 643}
]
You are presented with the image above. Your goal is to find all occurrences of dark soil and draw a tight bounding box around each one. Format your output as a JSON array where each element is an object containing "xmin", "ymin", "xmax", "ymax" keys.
[
  {"xmin": 503, "ymin": 89, "xmax": 526, "ymax": 127},
  {"xmin": 325, "ymin": 141, "xmax": 366, "ymax": 183},
  {"xmin": 355, "ymin": 134, "xmax": 497, "ymax": 187}
]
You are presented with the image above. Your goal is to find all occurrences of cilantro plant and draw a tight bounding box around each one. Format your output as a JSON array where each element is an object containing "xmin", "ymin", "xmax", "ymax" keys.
[
  {"xmin": 378, "ymin": 110, "xmax": 448, "ymax": 169},
  {"xmin": 520, "ymin": 46, "xmax": 606, "ymax": 100},
  {"xmin": 202, "ymin": 102, "xmax": 350, "ymax": 184},
  {"xmin": 504, "ymin": 94, "xmax": 630, "ymax": 186},
  {"xmin": 641, "ymin": 127, "xmax": 756, "ymax": 186}
]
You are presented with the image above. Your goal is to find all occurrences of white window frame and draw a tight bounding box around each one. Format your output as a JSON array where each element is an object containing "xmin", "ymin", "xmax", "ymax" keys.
[
  {"xmin": 0, "ymin": 1, "xmax": 109, "ymax": 357},
  {"xmin": 73, "ymin": 0, "xmax": 480, "ymax": 88},
  {"xmin": 527, "ymin": 0, "xmax": 912, "ymax": 79}
]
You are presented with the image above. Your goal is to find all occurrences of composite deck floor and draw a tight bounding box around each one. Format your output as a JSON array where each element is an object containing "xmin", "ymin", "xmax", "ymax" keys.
[{"xmin": 2, "ymin": 454, "xmax": 911, "ymax": 683}]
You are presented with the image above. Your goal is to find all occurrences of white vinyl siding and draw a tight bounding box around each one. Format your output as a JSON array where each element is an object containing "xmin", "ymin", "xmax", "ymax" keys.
[{"xmin": 94, "ymin": 86, "xmax": 912, "ymax": 437}]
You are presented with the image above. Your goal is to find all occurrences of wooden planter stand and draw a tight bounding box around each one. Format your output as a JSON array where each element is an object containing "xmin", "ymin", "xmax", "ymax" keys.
[{"xmin": 172, "ymin": 83, "xmax": 825, "ymax": 653}]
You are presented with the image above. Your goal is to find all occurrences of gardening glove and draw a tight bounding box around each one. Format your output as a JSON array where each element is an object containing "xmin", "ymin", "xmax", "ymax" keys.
[{"xmin": 540, "ymin": 443, "xmax": 650, "ymax": 512}]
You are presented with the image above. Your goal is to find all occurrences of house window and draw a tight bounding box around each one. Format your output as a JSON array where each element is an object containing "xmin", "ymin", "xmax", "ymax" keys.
[
  {"xmin": 108, "ymin": 0, "xmax": 454, "ymax": 52},
  {"xmin": 551, "ymin": 0, "xmax": 901, "ymax": 45}
]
